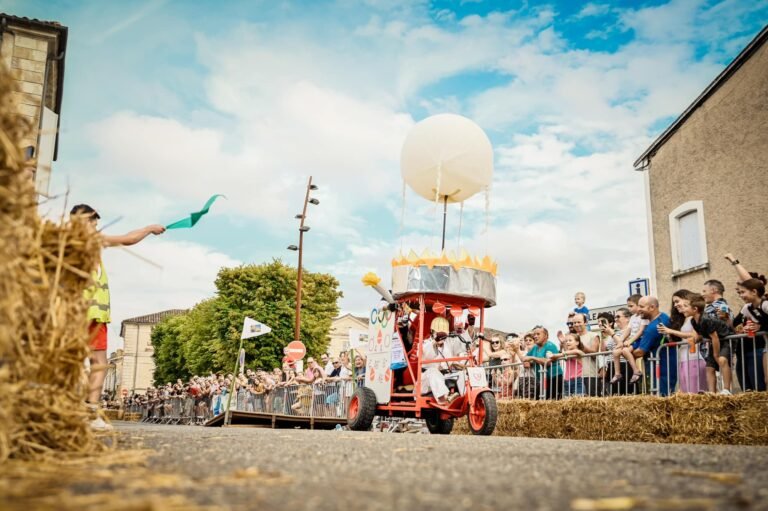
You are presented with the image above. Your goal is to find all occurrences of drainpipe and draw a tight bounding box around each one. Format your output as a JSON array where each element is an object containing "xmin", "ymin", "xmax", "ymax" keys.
[{"xmin": 132, "ymin": 326, "xmax": 141, "ymax": 393}]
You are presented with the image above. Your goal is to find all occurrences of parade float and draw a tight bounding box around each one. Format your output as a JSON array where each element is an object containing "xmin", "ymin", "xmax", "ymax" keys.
[{"xmin": 348, "ymin": 114, "xmax": 499, "ymax": 435}]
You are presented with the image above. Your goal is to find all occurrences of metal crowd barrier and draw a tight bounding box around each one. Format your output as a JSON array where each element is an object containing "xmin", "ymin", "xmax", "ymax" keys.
[
  {"xmin": 484, "ymin": 332, "xmax": 767, "ymax": 400},
  {"xmin": 653, "ymin": 332, "xmax": 767, "ymax": 396},
  {"xmin": 126, "ymin": 333, "xmax": 766, "ymax": 423},
  {"xmin": 133, "ymin": 380, "xmax": 359, "ymax": 425}
]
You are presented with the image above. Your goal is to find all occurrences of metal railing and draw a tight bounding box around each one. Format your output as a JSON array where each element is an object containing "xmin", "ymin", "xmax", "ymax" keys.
[
  {"xmin": 129, "ymin": 379, "xmax": 360, "ymax": 424},
  {"xmin": 653, "ymin": 332, "xmax": 767, "ymax": 396},
  {"xmin": 484, "ymin": 332, "xmax": 767, "ymax": 400},
  {"xmin": 121, "ymin": 333, "xmax": 766, "ymax": 424}
]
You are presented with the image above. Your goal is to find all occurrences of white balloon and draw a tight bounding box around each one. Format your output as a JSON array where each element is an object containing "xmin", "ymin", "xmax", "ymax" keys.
[{"xmin": 400, "ymin": 114, "xmax": 493, "ymax": 203}]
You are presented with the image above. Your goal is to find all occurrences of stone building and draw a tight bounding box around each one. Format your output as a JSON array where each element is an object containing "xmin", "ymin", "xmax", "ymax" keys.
[
  {"xmin": 103, "ymin": 349, "xmax": 124, "ymax": 398},
  {"xmin": 119, "ymin": 309, "xmax": 186, "ymax": 394},
  {"xmin": 634, "ymin": 25, "xmax": 768, "ymax": 305},
  {"xmin": 327, "ymin": 313, "xmax": 370, "ymax": 358},
  {"xmin": 0, "ymin": 13, "xmax": 68, "ymax": 196}
]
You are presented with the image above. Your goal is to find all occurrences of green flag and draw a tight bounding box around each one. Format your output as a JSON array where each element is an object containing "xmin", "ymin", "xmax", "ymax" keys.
[{"xmin": 165, "ymin": 194, "xmax": 225, "ymax": 229}]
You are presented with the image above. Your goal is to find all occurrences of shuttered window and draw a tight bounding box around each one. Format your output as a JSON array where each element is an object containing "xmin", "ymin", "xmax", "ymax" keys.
[{"xmin": 669, "ymin": 201, "xmax": 708, "ymax": 274}]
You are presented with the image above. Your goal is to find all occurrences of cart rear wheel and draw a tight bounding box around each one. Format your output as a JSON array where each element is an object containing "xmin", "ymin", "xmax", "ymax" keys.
[
  {"xmin": 468, "ymin": 391, "xmax": 497, "ymax": 436},
  {"xmin": 424, "ymin": 411, "xmax": 454, "ymax": 435},
  {"xmin": 347, "ymin": 387, "xmax": 377, "ymax": 431}
]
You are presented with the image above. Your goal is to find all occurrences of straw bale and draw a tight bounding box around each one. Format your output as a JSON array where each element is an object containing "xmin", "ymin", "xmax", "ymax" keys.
[
  {"xmin": 666, "ymin": 393, "xmax": 735, "ymax": 445},
  {"xmin": 453, "ymin": 394, "xmax": 768, "ymax": 445},
  {"xmin": 0, "ymin": 64, "xmax": 234, "ymax": 511},
  {"xmin": 0, "ymin": 65, "xmax": 104, "ymax": 463},
  {"xmin": 729, "ymin": 393, "xmax": 768, "ymax": 445}
]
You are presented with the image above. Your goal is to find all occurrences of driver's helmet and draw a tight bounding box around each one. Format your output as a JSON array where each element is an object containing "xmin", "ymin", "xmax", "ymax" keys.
[{"xmin": 430, "ymin": 316, "xmax": 450, "ymax": 335}]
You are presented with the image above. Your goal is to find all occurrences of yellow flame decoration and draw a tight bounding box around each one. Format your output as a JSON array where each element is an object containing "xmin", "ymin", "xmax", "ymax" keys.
[
  {"xmin": 391, "ymin": 249, "xmax": 498, "ymax": 276},
  {"xmin": 361, "ymin": 272, "xmax": 382, "ymax": 287}
]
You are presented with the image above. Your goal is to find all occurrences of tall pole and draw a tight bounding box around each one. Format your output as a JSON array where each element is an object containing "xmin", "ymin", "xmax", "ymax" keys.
[
  {"xmin": 294, "ymin": 176, "xmax": 313, "ymax": 343},
  {"xmin": 441, "ymin": 195, "xmax": 448, "ymax": 251},
  {"xmin": 223, "ymin": 336, "xmax": 244, "ymax": 427}
]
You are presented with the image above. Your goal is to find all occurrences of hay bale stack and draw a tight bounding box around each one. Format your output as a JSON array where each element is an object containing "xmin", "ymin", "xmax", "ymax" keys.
[
  {"xmin": 453, "ymin": 394, "xmax": 768, "ymax": 445},
  {"xmin": 0, "ymin": 66, "xmax": 103, "ymax": 462},
  {"xmin": 666, "ymin": 393, "xmax": 736, "ymax": 445},
  {"xmin": 728, "ymin": 392, "xmax": 768, "ymax": 445}
]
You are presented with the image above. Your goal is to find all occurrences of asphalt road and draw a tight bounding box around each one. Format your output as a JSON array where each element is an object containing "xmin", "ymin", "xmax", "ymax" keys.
[{"xmin": 114, "ymin": 422, "xmax": 767, "ymax": 511}]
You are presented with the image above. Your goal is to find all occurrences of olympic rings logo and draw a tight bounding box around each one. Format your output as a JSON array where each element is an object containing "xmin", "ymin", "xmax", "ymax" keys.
[{"xmin": 369, "ymin": 307, "xmax": 391, "ymax": 328}]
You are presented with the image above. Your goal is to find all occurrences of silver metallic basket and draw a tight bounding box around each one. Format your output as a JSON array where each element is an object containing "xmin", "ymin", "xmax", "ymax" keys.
[{"xmin": 391, "ymin": 265, "xmax": 496, "ymax": 306}]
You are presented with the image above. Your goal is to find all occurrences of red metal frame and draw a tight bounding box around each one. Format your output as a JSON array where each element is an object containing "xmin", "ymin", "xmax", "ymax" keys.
[{"xmin": 373, "ymin": 291, "xmax": 492, "ymax": 420}]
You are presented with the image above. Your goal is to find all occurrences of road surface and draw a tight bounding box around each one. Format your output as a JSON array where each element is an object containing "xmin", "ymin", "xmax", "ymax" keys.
[{"xmin": 105, "ymin": 422, "xmax": 768, "ymax": 511}]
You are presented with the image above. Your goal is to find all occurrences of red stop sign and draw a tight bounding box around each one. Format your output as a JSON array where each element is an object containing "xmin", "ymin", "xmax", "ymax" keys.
[{"xmin": 285, "ymin": 341, "xmax": 306, "ymax": 361}]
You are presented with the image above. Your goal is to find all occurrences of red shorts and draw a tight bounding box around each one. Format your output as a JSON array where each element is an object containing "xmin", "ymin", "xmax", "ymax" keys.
[{"xmin": 89, "ymin": 321, "xmax": 108, "ymax": 351}]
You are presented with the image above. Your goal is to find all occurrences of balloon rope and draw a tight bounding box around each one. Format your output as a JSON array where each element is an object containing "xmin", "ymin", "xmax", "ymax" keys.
[
  {"xmin": 484, "ymin": 185, "xmax": 490, "ymax": 254},
  {"xmin": 433, "ymin": 161, "xmax": 442, "ymax": 251},
  {"xmin": 457, "ymin": 201, "xmax": 464, "ymax": 253},
  {"xmin": 400, "ymin": 179, "xmax": 406, "ymax": 253}
]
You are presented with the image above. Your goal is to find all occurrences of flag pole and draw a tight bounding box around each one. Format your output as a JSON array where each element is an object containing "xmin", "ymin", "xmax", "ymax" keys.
[{"xmin": 224, "ymin": 336, "xmax": 244, "ymax": 427}]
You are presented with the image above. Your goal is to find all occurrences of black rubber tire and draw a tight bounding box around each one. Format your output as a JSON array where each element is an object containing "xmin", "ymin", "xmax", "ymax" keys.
[
  {"xmin": 425, "ymin": 411, "xmax": 454, "ymax": 435},
  {"xmin": 468, "ymin": 391, "xmax": 498, "ymax": 436},
  {"xmin": 347, "ymin": 387, "xmax": 377, "ymax": 431}
]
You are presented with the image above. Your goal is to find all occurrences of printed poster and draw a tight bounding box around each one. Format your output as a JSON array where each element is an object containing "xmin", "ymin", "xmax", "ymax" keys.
[{"xmin": 366, "ymin": 304, "xmax": 394, "ymax": 404}]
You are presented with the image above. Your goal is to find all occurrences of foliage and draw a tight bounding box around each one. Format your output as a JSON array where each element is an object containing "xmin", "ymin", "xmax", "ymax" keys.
[
  {"xmin": 151, "ymin": 315, "xmax": 189, "ymax": 384},
  {"xmin": 152, "ymin": 259, "xmax": 341, "ymax": 384},
  {"xmin": 179, "ymin": 298, "xmax": 218, "ymax": 377}
]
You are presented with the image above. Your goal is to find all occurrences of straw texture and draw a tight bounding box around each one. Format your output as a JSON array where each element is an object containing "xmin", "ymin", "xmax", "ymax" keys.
[
  {"xmin": 453, "ymin": 393, "xmax": 768, "ymax": 445},
  {"xmin": 0, "ymin": 67, "xmax": 105, "ymax": 462}
]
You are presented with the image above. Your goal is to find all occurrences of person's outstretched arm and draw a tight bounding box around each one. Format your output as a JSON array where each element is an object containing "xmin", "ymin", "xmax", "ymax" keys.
[
  {"xmin": 102, "ymin": 224, "xmax": 166, "ymax": 247},
  {"xmin": 724, "ymin": 253, "xmax": 751, "ymax": 282}
]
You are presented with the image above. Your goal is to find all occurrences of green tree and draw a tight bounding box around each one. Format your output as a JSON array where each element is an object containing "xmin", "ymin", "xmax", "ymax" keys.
[
  {"xmin": 151, "ymin": 259, "xmax": 342, "ymax": 380},
  {"xmin": 180, "ymin": 298, "xmax": 218, "ymax": 376},
  {"xmin": 151, "ymin": 314, "xmax": 190, "ymax": 385},
  {"xmin": 212, "ymin": 259, "xmax": 342, "ymax": 371}
]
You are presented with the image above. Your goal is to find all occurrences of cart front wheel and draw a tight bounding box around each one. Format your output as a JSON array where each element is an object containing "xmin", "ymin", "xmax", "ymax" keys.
[
  {"xmin": 425, "ymin": 411, "xmax": 454, "ymax": 435},
  {"xmin": 347, "ymin": 387, "xmax": 377, "ymax": 431},
  {"xmin": 468, "ymin": 391, "xmax": 497, "ymax": 436}
]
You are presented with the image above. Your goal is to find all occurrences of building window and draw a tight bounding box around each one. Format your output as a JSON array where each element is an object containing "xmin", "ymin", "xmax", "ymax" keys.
[{"xmin": 669, "ymin": 200, "xmax": 708, "ymax": 274}]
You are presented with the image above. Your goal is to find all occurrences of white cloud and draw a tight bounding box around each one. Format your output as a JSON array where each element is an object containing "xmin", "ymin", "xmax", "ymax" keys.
[
  {"xmin": 102, "ymin": 239, "xmax": 240, "ymax": 352},
  {"xmin": 325, "ymin": 124, "xmax": 650, "ymax": 335},
  {"xmin": 574, "ymin": 3, "xmax": 613, "ymax": 19}
]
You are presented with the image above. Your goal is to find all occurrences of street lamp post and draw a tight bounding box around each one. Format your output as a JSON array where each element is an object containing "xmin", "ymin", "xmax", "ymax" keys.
[{"xmin": 288, "ymin": 176, "xmax": 319, "ymax": 343}]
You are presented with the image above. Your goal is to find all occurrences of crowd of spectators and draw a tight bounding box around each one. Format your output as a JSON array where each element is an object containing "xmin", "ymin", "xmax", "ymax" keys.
[
  {"xmin": 115, "ymin": 352, "xmax": 369, "ymax": 420},
  {"xmin": 481, "ymin": 253, "xmax": 767, "ymax": 400}
]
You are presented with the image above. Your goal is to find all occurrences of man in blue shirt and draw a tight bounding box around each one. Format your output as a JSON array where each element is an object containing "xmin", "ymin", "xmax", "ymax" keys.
[
  {"xmin": 632, "ymin": 296, "xmax": 675, "ymax": 396},
  {"xmin": 516, "ymin": 326, "xmax": 562, "ymax": 400}
]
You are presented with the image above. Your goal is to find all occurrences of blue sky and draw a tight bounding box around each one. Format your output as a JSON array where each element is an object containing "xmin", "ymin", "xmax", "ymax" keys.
[{"xmin": 4, "ymin": 0, "xmax": 766, "ymax": 350}]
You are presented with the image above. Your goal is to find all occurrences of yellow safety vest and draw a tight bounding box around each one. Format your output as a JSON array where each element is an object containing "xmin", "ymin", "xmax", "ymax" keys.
[{"xmin": 85, "ymin": 262, "xmax": 111, "ymax": 323}]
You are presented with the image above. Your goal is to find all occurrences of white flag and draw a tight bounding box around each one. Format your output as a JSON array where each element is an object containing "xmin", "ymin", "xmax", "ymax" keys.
[
  {"xmin": 348, "ymin": 328, "xmax": 369, "ymax": 349},
  {"xmin": 241, "ymin": 317, "xmax": 272, "ymax": 339}
]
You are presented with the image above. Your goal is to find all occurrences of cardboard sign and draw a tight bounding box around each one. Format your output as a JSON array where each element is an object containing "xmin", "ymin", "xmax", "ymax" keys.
[
  {"xmin": 390, "ymin": 332, "xmax": 406, "ymax": 370},
  {"xmin": 348, "ymin": 328, "xmax": 369, "ymax": 350},
  {"xmin": 467, "ymin": 367, "xmax": 488, "ymax": 388},
  {"xmin": 366, "ymin": 305, "xmax": 394, "ymax": 404}
]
